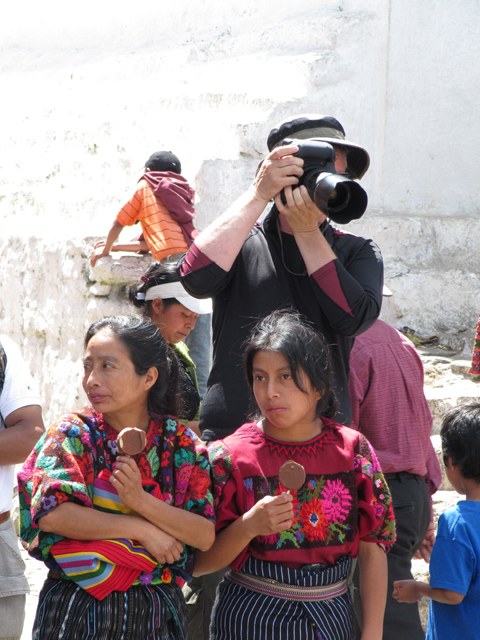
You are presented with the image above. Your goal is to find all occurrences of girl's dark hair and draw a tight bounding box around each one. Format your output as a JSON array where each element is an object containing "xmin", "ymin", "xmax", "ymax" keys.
[
  {"xmin": 244, "ymin": 309, "xmax": 338, "ymax": 419},
  {"xmin": 127, "ymin": 262, "xmax": 180, "ymax": 318},
  {"xmin": 441, "ymin": 402, "xmax": 480, "ymax": 481},
  {"xmin": 85, "ymin": 315, "xmax": 180, "ymax": 418}
]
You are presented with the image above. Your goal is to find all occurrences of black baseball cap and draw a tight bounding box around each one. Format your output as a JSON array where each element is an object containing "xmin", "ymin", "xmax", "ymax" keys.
[{"xmin": 144, "ymin": 151, "xmax": 181, "ymax": 174}]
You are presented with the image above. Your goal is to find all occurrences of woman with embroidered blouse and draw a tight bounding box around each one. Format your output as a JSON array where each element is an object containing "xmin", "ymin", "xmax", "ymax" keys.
[
  {"xmin": 18, "ymin": 316, "xmax": 215, "ymax": 640},
  {"xmin": 194, "ymin": 311, "xmax": 396, "ymax": 640}
]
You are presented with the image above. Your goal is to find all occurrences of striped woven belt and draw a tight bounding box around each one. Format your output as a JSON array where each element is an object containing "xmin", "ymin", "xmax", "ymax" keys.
[{"xmin": 225, "ymin": 570, "xmax": 348, "ymax": 602}]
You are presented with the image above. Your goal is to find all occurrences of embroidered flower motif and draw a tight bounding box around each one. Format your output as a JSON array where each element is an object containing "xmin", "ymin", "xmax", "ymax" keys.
[
  {"xmin": 321, "ymin": 479, "xmax": 351, "ymax": 523},
  {"xmin": 67, "ymin": 426, "xmax": 80, "ymax": 438},
  {"xmin": 244, "ymin": 478, "xmax": 253, "ymax": 492},
  {"xmin": 298, "ymin": 499, "xmax": 328, "ymax": 541},
  {"xmin": 161, "ymin": 567, "xmax": 172, "ymax": 583},
  {"xmin": 175, "ymin": 463, "xmax": 192, "ymax": 498},
  {"xmin": 179, "ymin": 434, "xmax": 192, "ymax": 447},
  {"xmin": 161, "ymin": 451, "xmax": 170, "ymax": 467},
  {"xmin": 42, "ymin": 495, "xmax": 57, "ymax": 510},
  {"xmin": 189, "ymin": 468, "xmax": 211, "ymax": 501},
  {"xmin": 203, "ymin": 503, "xmax": 214, "ymax": 518},
  {"xmin": 107, "ymin": 440, "xmax": 118, "ymax": 456},
  {"xmin": 309, "ymin": 479, "xmax": 317, "ymax": 490},
  {"xmin": 375, "ymin": 478, "xmax": 382, "ymax": 488},
  {"xmin": 165, "ymin": 419, "xmax": 177, "ymax": 432},
  {"xmin": 139, "ymin": 572, "xmax": 153, "ymax": 585},
  {"xmin": 54, "ymin": 492, "xmax": 68, "ymax": 505}
]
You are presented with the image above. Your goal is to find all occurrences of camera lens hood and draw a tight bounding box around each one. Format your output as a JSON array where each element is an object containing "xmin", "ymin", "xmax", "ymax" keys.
[{"xmin": 313, "ymin": 174, "xmax": 368, "ymax": 224}]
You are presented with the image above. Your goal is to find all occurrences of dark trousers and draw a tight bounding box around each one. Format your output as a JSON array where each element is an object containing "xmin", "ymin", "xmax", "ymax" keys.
[
  {"xmin": 182, "ymin": 570, "xmax": 226, "ymax": 640},
  {"xmin": 353, "ymin": 474, "xmax": 430, "ymax": 640}
]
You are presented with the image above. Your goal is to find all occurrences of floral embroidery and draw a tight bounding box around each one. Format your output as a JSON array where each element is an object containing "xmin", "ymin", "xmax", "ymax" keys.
[
  {"xmin": 42, "ymin": 495, "xmax": 57, "ymax": 510},
  {"xmin": 298, "ymin": 499, "xmax": 328, "ymax": 541},
  {"xmin": 210, "ymin": 423, "xmax": 396, "ymax": 556},
  {"xmin": 18, "ymin": 408, "xmax": 215, "ymax": 585},
  {"xmin": 161, "ymin": 568, "xmax": 172, "ymax": 584},
  {"xmin": 321, "ymin": 479, "xmax": 351, "ymax": 523}
]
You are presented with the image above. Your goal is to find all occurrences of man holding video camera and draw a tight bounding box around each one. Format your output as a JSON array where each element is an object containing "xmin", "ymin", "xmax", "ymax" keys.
[{"xmin": 179, "ymin": 115, "xmax": 383, "ymax": 439}]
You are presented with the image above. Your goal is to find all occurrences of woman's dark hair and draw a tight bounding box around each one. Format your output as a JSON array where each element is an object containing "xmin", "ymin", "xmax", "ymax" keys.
[
  {"xmin": 244, "ymin": 309, "xmax": 338, "ymax": 420},
  {"xmin": 85, "ymin": 315, "xmax": 180, "ymax": 418},
  {"xmin": 441, "ymin": 402, "xmax": 480, "ymax": 481},
  {"xmin": 127, "ymin": 262, "xmax": 180, "ymax": 318}
]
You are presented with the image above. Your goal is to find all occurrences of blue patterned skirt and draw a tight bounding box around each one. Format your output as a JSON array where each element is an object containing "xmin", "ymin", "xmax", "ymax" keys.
[
  {"xmin": 33, "ymin": 577, "xmax": 187, "ymax": 640},
  {"xmin": 210, "ymin": 556, "xmax": 354, "ymax": 640}
]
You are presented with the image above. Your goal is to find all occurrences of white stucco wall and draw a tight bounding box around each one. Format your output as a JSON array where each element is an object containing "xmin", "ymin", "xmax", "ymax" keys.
[{"xmin": 1, "ymin": 0, "xmax": 479, "ymax": 424}]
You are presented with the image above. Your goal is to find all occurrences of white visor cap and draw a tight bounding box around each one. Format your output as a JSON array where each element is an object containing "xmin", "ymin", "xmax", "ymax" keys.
[{"xmin": 142, "ymin": 282, "xmax": 212, "ymax": 314}]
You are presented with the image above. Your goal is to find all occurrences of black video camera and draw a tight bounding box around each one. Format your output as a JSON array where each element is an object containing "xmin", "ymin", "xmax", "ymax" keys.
[{"xmin": 283, "ymin": 138, "xmax": 368, "ymax": 224}]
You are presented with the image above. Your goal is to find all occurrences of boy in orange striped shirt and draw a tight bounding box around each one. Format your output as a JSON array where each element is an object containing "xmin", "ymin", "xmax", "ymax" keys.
[{"xmin": 90, "ymin": 151, "xmax": 197, "ymax": 266}]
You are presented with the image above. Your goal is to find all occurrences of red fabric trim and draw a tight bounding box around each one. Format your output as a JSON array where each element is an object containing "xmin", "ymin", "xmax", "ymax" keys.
[
  {"xmin": 312, "ymin": 261, "xmax": 353, "ymax": 316},
  {"xmin": 245, "ymin": 421, "xmax": 338, "ymax": 457},
  {"xmin": 179, "ymin": 243, "xmax": 214, "ymax": 276}
]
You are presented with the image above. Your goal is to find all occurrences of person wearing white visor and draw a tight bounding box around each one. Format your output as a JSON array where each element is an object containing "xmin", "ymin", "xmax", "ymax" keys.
[{"xmin": 128, "ymin": 263, "xmax": 212, "ymax": 437}]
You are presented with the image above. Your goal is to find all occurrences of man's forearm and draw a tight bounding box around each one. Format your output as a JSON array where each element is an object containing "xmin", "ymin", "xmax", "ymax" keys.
[
  {"xmin": 293, "ymin": 227, "xmax": 336, "ymax": 275},
  {"xmin": 194, "ymin": 189, "xmax": 268, "ymax": 272}
]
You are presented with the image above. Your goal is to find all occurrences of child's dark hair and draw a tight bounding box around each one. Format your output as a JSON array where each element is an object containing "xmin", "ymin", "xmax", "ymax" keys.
[
  {"xmin": 441, "ymin": 402, "xmax": 480, "ymax": 481},
  {"xmin": 127, "ymin": 262, "xmax": 180, "ymax": 318},
  {"xmin": 85, "ymin": 315, "xmax": 180, "ymax": 418},
  {"xmin": 244, "ymin": 310, "xmax": 338, "ymax": 419}
]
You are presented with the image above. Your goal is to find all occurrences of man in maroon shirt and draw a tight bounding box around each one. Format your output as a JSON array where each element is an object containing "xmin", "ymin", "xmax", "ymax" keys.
[{"xmin": 349, "ymin": 319, "xmax": 442, "ymax": 640}]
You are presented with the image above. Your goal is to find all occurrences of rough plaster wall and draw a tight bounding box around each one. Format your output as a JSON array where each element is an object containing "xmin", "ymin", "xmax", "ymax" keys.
[{"xmin": 0, "ymin": 0, "xmax": 479, "ymax": 424}]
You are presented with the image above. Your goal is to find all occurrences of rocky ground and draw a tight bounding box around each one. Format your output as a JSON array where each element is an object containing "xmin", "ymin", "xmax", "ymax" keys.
[{"xmin": 17, "ymin": 347, "xmax": 480, "ymax": 638}]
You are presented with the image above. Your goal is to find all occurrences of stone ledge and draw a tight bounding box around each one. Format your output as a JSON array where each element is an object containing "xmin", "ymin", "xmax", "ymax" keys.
[{"xmin": 88, "ymin": 253, "xmax": 154, "ymax": 286}]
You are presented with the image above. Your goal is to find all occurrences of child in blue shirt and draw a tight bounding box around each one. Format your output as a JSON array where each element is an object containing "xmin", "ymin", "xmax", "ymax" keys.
[{"xmin": 393, "ymin": 402, "xmax": 480, "ymax": 639}]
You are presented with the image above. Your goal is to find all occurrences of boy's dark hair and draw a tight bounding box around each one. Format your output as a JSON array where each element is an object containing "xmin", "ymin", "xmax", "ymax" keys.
[
  {"xmin": 244, "ymin": 309, "xmax": 338, "ymax": 420},
  {"xmin": 127, "ymin": 262, "xmax": 180, "ymax": 318},
  {"xmin": 85, "ymin": 315, "xmax": 180, "ymax": 418},
  {"xmin": 441, "ymin": 402, "xmax": 480, "ymax": 481}
]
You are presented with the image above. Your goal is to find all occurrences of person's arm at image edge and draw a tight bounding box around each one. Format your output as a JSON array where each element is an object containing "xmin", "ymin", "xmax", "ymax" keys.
[
  {"xmin": 0, "ymin": 405, "xmax": 44, "ymax": 465},
  {"xmin": 358, "ymin": 541, "xmax": 388, "ymax": 640}
]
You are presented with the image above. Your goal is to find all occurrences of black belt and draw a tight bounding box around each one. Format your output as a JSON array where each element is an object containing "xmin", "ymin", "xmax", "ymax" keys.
[{"xmin": 384, "ymin": 472, "xmax": 422, "ymax": 481}]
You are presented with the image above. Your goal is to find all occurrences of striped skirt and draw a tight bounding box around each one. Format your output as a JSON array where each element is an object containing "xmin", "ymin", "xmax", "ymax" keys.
[
  {"xmin": 210, "ymin": 556, "xmax": 354, "ymax": 640},
  {"xmin": 33, "ymin": 577, "xmax": 187, "ymax": 640}
]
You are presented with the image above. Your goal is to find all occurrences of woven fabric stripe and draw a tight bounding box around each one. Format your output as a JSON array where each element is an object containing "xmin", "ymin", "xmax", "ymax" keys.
[
  {"xmin": 51, "ymin": 538, "xmax": 157, "ymax": 600},
  {"xmin": 93, "ymin": 476, "xmax": 135, "ymax": 514},
  {"xmin": 49, "ymin": 469, "xmax": 160, "ymax": 599},
  {"xmin": 33, "ymin": 578, "xmax": 187, "ymax": 640},
  {"xmin": 226, "ymin": 570, "xmax": 348, "ymax": 601},
  {"xmin": 211, "ymin": 556, "xmax": 354, "ymax": 640}
]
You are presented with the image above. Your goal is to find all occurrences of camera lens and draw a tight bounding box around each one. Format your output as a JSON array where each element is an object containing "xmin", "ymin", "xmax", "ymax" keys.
[{"xmin": 328, "ymin": 182, "xmax": 351, "ymax": 212}]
